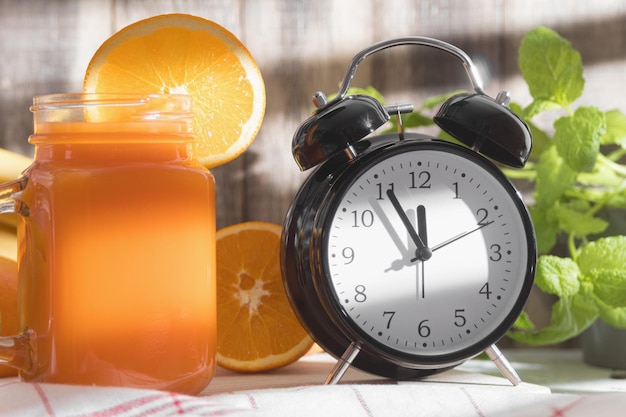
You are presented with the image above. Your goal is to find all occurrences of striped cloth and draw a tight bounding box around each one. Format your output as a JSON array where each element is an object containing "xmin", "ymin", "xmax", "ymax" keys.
[{"xmin": 2, "ymin": 376, "xmax": 626, "ymax": 417}]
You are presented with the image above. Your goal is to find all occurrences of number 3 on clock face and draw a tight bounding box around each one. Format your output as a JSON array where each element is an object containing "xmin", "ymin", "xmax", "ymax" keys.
[{"xmin": 323, "ymin": 139, "xmax": 535, "ymax": 361}]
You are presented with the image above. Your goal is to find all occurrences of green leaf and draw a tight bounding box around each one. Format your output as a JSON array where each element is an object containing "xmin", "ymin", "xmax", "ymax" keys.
[
  {"xmin": 593, "ymin": 296, "xmax": 626, "ymax": 328},
  {"xmin": 597, "ymin": 306, "xmax": 626, "ymax": 328},
  {"xmin": 327, "ymin": 85, "xmax": 387, "ymax": 105},
  {"xmin": 401, "ymin": 111, "xmax": 435, "ymax": 128},
  {"xmin": 510, "ymin": 101, "xmax": 551, "ymax": 161},
  {"xmin": 588, "ymin": 269, "xmax": 626, "ymax": 308},
  {"xmin": 507, "ymin": 293, "xmax": 598, "ymax": 345},
  {"xmin": 437, "ymin": 129, "xmax": 464, "ymax": 146},
  {"xmin": 513, "ymin": 311, "xmax": 535, "ymax": 331},
  {"xmin": 577, "ymin": 161, "xmax": 622, "ymax": 188},
  {"xmin": 600, "ymin": 109, "xmax": 626, "ymax": 146},
  {"xmin": 553, "ymin": 204, "xmax": 609, "ymax": 236},
  {"xmin": 534, "ymin": 146, "xmax": 577, "ymax": 209},
  {"xmin": 518, "ymin": 26, "xmax": 584, "ymax": 108},
  {"xmin": 580, "ymin": 246, "xmax": 626, "ymax": 328},
  {"xmin": 577, "ymin": 236, "xmax": 626, "ymax": 274},
  {"xmin": 523, "ymin": 98, "xmax": 561, "ymax": 119},
  {"xmin": 527, "ymin": 120, "xmax": 552, "ymax": 162},
  {"xmin": 421, "ymin": 90, "xmax": 466, "ymax": 110},
  {"xmin": 609, "ymin": 190, "xmax": 626, "ymax": 208},
  {"xmin": 384, "ymin": 111, "xmax": 435, "ymax": 135},
  {"xmin": 553, "ymin": 106, "xmax": 606, "ymax": 172},
  {"xmin": 535, "ymin": 255, "xmax": 580, "ymax": 297},
  {"xmin": 529, "ymin": 206, "xmax": 559, "ymax": 254}
]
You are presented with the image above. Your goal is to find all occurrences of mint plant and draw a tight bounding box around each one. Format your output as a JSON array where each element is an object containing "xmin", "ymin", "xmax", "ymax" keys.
[
  {"xmin": 505, "ymin": 27, "xmax": 626, "ymax": 345},
  {"xmin": 372, "ymin": 27, "xmax": 626, "ymax": 345}
]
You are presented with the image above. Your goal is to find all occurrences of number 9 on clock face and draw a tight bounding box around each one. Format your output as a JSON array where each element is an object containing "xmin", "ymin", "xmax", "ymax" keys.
[{"xmin": 323, "ymin": 139, "xmax": 535, "ymax": 360}]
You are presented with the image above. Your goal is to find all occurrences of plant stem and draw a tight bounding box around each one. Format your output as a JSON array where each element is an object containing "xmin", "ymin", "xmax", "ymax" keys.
[
  {"xmin": 606, "ymin": 147, "xmax": 626, "ymax": 162},
  {"xmin": 568, "ymin": 232, "xmax": 579, "ymax": 261},
  {"xmin": 598, "ymin": 153, "xmax": 626, "ymax": 177},
  {"xmin": 501, "ymin": 166, "xmax": 537, "ymax": 180}
]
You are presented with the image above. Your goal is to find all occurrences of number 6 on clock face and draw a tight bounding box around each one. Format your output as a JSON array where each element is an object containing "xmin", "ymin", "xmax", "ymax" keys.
[
  {"xmin": 282, "ymin": 134, "xmax": 536, "ymax": 382},
  {"xmin": 324, "ymin": 140, "xmax": 534, "ymax": 360}
]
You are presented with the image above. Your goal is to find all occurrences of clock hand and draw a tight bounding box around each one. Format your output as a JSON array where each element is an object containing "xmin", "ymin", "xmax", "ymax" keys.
[
  {"xmin": 386, "ymin": 189, "xmax": 432, "ymax": 262},
  {"xmin": 417, "ymin": 254, "xmax": 426, "ymax": 299},
  {"xmin": 416, "ymin": 205, "xmax": 427, "ymax": 298},
  {"xmin": 431, "ymin": 220, "xmax": 494, "ymax": 253},
  {"xmin": 413, "ymin": 204, "xmax": 430, "ymax": 264},
  {"xmin": 417, "ymin": 205, "xmax": 428, "ymax": 247}
]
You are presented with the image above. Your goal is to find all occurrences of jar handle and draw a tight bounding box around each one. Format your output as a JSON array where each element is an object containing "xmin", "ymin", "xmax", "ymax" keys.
[
  {"xmin": 0, "ymin": 177, "xmax": 28, "ymax": 217},
  {"xmin": 0, "ymin": 176, "xmax": 32, "ymax": 372}
]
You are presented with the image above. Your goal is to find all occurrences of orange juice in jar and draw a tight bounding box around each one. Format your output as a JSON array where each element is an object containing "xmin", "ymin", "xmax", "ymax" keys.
[{"xmin": 0, "ymin": 93, "xmax": 216, "ymax": 394}]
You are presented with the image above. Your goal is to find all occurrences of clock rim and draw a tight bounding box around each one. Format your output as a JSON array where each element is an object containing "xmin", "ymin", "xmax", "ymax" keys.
[{"xmin": 281, "ymin": 133, "xmax": 537, "ymax": 378}]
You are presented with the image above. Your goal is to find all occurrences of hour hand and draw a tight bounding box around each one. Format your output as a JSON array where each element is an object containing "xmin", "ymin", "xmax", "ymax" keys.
[
  {"xmin": 416, "ymin": 205, "xmax": 428, "ymax": 251},
  {"xmin": 386, "ymin": 189, "xmax": 432, "ymax": 261}
]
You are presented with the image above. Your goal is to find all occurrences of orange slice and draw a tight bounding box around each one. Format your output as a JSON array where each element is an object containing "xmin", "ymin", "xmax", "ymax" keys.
[
  {"xmin": 216, "ymin": 222, "xmax": 313, "ymax": 372},
  {"xmin": 83, "ymin": 14, "xmax": 265, "ymax": 168},
  {"xmin": 0, "ymin": 256, "xmax": 18, "ymax": 377}
]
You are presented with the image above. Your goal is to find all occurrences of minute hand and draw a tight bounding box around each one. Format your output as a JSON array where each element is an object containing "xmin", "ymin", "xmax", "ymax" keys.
[
  {"xmin": 431, "ymin": 221, "xmax": 494, "ymax": 253},
  {"xmin": 386, "ymin": 189, "xmax": 432, "ymax": 261}
]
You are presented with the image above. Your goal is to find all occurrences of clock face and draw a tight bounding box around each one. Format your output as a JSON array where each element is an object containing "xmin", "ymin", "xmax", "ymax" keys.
[{"xmin": 324, "ymin": 143, "xmax": 534, "ymax": 360}]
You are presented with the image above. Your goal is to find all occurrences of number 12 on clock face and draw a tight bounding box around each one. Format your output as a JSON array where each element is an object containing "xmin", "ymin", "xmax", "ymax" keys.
[{"xmin": 324, "ymin": 144, "xmax": 534, "ymax": 358}]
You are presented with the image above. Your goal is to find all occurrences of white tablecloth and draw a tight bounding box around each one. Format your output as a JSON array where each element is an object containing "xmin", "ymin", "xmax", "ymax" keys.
[{"xmin": 2, "ymin": 351, "xmax": 626, "ymax": 417}]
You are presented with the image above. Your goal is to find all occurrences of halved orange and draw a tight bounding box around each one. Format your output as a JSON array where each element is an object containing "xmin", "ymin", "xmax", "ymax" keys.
[
  {"xmin": 216, "ymin": 222, "xmax": 313, "ymax": 372},
  {"xmin": 83, "ymin": 14, "xmax": 265, "ymax": 168}
]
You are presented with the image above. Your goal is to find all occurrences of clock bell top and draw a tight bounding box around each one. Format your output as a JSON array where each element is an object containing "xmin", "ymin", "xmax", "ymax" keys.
[{"xmin": 291, "ymin": 36, "xmax": 532, "ymax": 171}]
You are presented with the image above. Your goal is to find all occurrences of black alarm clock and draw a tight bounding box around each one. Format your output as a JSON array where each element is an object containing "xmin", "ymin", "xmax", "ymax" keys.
[{"xmin": 281, "ymin": 37, "xmax": 536, "ymax": 386}]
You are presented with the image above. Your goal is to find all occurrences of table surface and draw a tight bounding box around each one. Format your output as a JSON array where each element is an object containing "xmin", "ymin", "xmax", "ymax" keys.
[
  {"xmin": 3, "ymin": 348, "xmax": 626, "ymax": 417},
  {"xmin": 459, "ymin": 348, "xmax": 626, "ymax": 394},
  {"xmin": 200, "ymin": 348, "xmax": 626, "ymax": 397}
]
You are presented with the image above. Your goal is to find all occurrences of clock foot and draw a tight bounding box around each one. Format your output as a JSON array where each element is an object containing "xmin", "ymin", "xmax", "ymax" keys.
[
  {"xmin": 325, "ymin": 341, "xmax": 362, "ymax": 385},
  {"xmin": 485, "ymin": 344, "xmax": 521, "ymax": 386}
]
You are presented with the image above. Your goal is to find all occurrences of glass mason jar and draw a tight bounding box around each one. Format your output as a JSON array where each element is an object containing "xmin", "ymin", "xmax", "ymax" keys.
[{"xmin": 0, "ymin": 93, "xmax": 216, "ymax": 394}]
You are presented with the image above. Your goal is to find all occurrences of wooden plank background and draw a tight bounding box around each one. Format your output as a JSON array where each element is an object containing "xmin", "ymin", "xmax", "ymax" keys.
[
  {"xmin": 3, "ymin": 0, "xmax": 626, "ymax": 227},
  {"xmin": 1, "ymin": 0, "xmax": 626, "ymax": 346}
]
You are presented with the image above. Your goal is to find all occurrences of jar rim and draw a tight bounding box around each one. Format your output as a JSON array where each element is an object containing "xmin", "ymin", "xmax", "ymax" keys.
[
  {"xmin": 29, "ymin": 93, "xmax": 195, "ymax": 140},
  {"xmin": 31, "ymin": 93, "xmax": 192, "ymax": 113}
]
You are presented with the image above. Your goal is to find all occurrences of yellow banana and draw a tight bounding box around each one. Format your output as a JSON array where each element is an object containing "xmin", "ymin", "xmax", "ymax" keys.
[
  {"xmin": 0, "ymin": 214, "xmax": 17, "ymax": 231},
  {"xmin": 0, "ymin": 148, "xmax": 32, "ymax": 230},
  {"xmin": 0, "ymin": 147, "xmax": 32, "ymax": 182}
]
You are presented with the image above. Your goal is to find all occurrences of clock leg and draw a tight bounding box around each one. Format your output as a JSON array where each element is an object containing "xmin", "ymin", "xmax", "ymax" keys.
[
  {"xmin": 485, "ymin": 344, "xmax": 521, "ymax": 386},
  {"xmin": 325, "ymin": 341, "xmax": 362, "ymax": 385}
]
